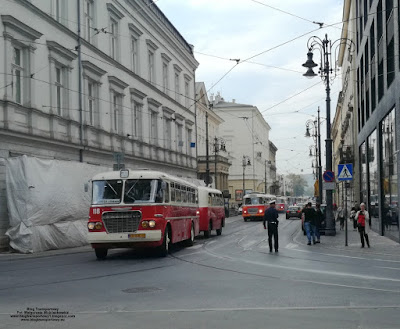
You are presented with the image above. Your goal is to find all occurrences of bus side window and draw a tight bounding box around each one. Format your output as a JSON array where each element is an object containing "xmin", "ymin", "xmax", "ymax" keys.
[
  {"xmin": 164, "ymin": 183, "xmax": 170, "ymax": 203},
  {"xmin": 182, "ymin": 186, "xmax": 188, "ymax": 203},
  {"xmin": 171, "ymin": 183, "xmax": 175, "ymax": 202},
  {"xmin": 176, "ymin": 184, "xmax": 181, "ymax": 202},
  {"xmin": 208, "ymin": 193, "xmax": 212, "ymax": 206}
]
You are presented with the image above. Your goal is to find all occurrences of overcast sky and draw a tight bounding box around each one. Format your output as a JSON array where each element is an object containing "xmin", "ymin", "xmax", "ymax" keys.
[{"xmin": 156, "ymin": 0, "xmax": 345, "ymax": 177}]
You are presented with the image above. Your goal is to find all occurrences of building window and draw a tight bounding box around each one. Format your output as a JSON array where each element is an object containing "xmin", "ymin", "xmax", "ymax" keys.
[
  {"xmin": 55, "ymin": 66, "xmax": 64, "ymax": 116},
  {"xmin": 84, "ymin": 0, "xmax": 94, "ymax": 43},
  {"xmin": 87, "ymin": 81, "xmax": 95, "ymax": 125},
  {"xmin": 387, "ymin": 38, "xmax": 395, "ymax": 88},
  {"xmin": 378, "ymin": 59, "xmax": 384, "ymax": 101},
  {"xmin": 174, "ymin": 73, "xmax": 180, "ymax": 101},
  {"xmin": 110, "ymin": 18, "xmax": 118, "ymax": 60},
  {"xmin": 370, "ymin": 21, "xmax": 375, "ymax": 59},
  {"xmin": 177, "ymin": 123, "xmax": 183, "ymax": 152},
  {"xmin": 148, "ymin": 51, "xmax": 155, "ymax": 83},
  {"xmin": 184, "ymin": 81, "xmax": 190, "ymax": 108},
  {"xmin": 360, "ymin": 142, "xmax": 367, "ymax": 205},
  {"xmin": 150, "ymin": 111, "xmax": 158, "ymax": 144},
  {"xmin": 165, "ymin": 118, "xmax": 172, "ymax": 149},
  {"xmin": 12, "ymin": 47, "xmax": 23, "ymax": 104},
  {"xmin": 131, "ymin": 37, "xmax": 138, "ymax": 73},
  {"xmin": 368, "ymin": 130, "xmax": 378, "ymax": 230},
  {"xmin": 132, "ymin": 101, "xmax": 142, "ymax": 138},
  {"xmin": 162, "ymin": 63, "xmax": 168, "ymax": 93},
  {"xmin": 377, "ymin": 0, "xmax": 383, "ymax": 41},
  {"xmin": 371, "ymin": 77, "xmax": 376, "ymax": 112},
  {"xmin": 381, "ymin": 108, "xmax": 398, "ymax": 239},
  {"xmin": 113, "ymin": 94, "xmax": 120, "ymax": 132},
  {"xmin": 186, "ymin": 128, "xmax": 192, "ymax": 155}
]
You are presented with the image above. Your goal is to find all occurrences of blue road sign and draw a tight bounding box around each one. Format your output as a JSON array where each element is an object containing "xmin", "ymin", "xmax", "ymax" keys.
[
  {"xmin": 338, "ymin": 164, "xmax": 353, "ymax": 181},
  {"xmin": 323, "ymin": 170, "xmax": 335, "ymax": 182}
]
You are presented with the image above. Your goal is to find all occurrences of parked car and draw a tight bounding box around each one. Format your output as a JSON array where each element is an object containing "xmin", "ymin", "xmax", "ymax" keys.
[{"xmin": 286, "ymin": 206, "xmax": 302, "ymax": 219}]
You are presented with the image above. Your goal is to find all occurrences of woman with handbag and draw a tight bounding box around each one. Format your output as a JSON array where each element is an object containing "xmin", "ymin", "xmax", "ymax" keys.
[{"xmin": 355, "ymin": 203, "xmax": 370, "ymax": 248}]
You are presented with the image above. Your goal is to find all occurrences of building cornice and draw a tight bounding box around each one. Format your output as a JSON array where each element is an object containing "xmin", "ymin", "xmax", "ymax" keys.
[
  {"xmin": 107, "ymin": 3, "xmax": 125, "ymax": 19},
  {"xmin": 147, "ymin": 97, "xmax": 162, "ymax": 108},
  {"xmin": 130, "ymin": 88, "xmax": 147, "ymax": 100},
  {"xmin": 1, "ymin": 15, "xmax": 43, "ymax": 40},
  {"xmin": 13, "ymin": 0, "xmax": 195, "ymax": 117},
  {"xmin": 81, "ymin": 60, "xmax": 107, "ymax": 77},
  {"xmin": 47, "ymin": 40, "xmax": 78, "ymax": 62},
  {"xmin": 108, "ymin": 76, "xmax": 129, "ymax": 91}
]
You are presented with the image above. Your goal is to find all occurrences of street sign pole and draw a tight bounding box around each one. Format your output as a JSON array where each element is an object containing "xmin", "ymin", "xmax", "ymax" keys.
[{"xmin": 345, "ymin": 181, "xmax": 348, "ymax": 247}]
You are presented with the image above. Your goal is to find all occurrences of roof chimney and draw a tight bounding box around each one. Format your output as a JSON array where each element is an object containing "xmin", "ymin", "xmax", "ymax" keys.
[{"xmin": 232, "ymin": 99, "xmax": 236, "ymax": 103}]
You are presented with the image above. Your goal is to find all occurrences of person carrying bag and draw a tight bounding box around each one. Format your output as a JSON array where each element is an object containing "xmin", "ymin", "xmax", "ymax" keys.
[{"xmin": 355, "ymin": 203, "xmax": 370, "ymax": 248}]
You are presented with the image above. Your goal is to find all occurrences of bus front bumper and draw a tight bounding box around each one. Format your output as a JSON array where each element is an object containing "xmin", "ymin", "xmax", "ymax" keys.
[{"xmin": 88, "ymin": 230, "xmax": 162, "ymax": 244}]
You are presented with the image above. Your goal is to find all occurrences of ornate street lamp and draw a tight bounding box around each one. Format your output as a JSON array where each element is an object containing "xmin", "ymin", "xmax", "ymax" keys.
[{"xmin": 302, "ymin": 34, "xmax": 354, "ymax": 236}]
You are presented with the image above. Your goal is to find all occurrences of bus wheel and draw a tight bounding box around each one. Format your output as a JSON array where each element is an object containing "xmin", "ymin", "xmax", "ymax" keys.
[
  {"xmin": 216, "ymin": 226, "xmax": 222, "ymax": 236},
  {"xmin": 244, "ymin": 218, "xmax": 248, "ymax": 222},
  {"xmin": 158, "ymin": 227, "xmax": 171, "ymax": 257},
  {"xmin": 204, "ymin": 221, "xmax": 212, "ymax": 238},
  {"xmin": 95, "ymin": 248, "xmax": 108, "ymax": 260},
  {"xmin": 185, "ymin": 222, "xmax": 195, "ymax": 247}
]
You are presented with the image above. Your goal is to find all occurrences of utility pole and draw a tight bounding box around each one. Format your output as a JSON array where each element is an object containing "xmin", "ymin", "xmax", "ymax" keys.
[
  {"xmin": 77, "ymin": 0, "xmax": 83, "ymax": 162},
  {"xmin": 214, "ymin": 136, "xmax": 218, "ymax": 190},
  {"xmin": 205, "ymin": 110, "xmax": 210, "ymax": 186},
  {"xmin": 317, "ymin": 107, "xmax": 323, "ymax": 204},
  {"xmin": 264, "ymin": 160, "xmax": 267, "ymax": 193}
]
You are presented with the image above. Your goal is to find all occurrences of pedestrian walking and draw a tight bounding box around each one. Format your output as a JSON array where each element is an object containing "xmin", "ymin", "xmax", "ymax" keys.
[
  {"xmin": 314, "ymin": 203, "xmax": 324, "ymax": 243},
  {"xmin": 263, "ymin": 200, "xmax": 279, "ymax": 252},
  {"xmin": 350, "ymin": 207, "xmax": 357, "ymax": 230},
  {"xmin": 302, "ymin": 202, "xmax": 316, "ymax": 245},
  {"xmin": 355, "ymin": 203, "xmax": 371, "ymax": 248},
  {"xmin": 336, "ymin": 205, "xmax": 345, "ymax": 230}
]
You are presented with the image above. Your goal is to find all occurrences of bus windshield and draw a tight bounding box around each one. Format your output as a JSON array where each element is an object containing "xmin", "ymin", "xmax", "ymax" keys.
[
  {"xmin": 244, "ymin": 197, "xmax": 264, "ymax": 205},
  {"xmin": 124, "ymin": 179, "xmax": 163, "ymax": 204},
  {"xmin": 92, "ymin": 180, "xmax": 123, "ymax": 205}
]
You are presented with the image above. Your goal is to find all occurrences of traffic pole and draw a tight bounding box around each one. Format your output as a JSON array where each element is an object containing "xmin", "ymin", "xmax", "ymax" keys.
[{"xmin": 345, "ymin": 181, "xmax": 348, "ymax": 246}]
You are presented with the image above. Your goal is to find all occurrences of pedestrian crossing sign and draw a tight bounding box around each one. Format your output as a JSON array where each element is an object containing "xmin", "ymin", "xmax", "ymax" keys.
[{"xmin": 338, "ymin": 164, "xmax": 353, "ymax": 181}]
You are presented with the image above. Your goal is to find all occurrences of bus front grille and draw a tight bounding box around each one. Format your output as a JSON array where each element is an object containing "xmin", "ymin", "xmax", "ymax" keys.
[
  {"xmin": 102, "ymin": 211, "xmax": 142, "ymax": 233},
  {"xmin": 247, "ymin": 208, "xmax": 259, "ymax": 214}
]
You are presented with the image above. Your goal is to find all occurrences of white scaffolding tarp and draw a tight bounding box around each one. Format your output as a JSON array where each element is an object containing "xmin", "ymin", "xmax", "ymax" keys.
[{"xmin": 5, "ymin": 156, "xmax": 110, "ymax": 253}]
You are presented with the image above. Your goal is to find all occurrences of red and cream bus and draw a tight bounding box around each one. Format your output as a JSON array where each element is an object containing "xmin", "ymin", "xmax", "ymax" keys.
[
  {"xmin": 242, "ymin": 193, "xmax": 275, "ymax": 221},
  {"xmin": 87, "ymin": 169, "xmax": 200, "ymax": 260},
  {"xmin": 197, "ymin": 186, "xmax": 225, "ymax": 237},
  {"xmin": 276, "ymin": 196, "xmax": 288, "ymax": 213}
]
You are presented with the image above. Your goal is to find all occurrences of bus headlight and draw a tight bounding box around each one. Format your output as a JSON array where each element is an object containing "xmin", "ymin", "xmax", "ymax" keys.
[
  {"xmin": 88, "ymin": 222, "xmax": 95, "ymax": 230},
  {"xmin": 149, "ymin": 220, "xmax": 156, "ymax": 228},
  {"xmin": 259, "ymin": 209, "xmax": 263, "ymax": 214},
  {"xmin": 94, "ymin": 222, "xmax": 103, "ymax": 230},
  {"xmin": 141, "ymin": 221, "xmax": 149, "ymax": 228}
]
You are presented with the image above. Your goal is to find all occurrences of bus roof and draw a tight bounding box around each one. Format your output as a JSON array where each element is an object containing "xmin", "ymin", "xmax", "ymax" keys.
[{"xmin": 91, "ymin": 169, "xmax": 198, "ymax": 188}]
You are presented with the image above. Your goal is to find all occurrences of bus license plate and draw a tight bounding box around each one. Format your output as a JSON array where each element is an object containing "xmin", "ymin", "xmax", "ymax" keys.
[{"xmin": 128, "ymin": 233, "xmax": 145, "ymax": 238}]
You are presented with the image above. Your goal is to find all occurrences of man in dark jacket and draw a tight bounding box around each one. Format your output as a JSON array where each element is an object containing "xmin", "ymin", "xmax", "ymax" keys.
[
  {"xmin": 302, "ymin": 202, "xmax": 316, "ymax": 245},
  {"xmin": 263, "ymin": 200, "xmax": 279, "ymax": 252}
]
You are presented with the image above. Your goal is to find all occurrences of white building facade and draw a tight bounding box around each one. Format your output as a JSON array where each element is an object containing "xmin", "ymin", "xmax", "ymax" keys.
[
  {"xmin": 195, "ymin": 83, "xmax": 230, "ymax": 191},
  {"xmin": 212, "ymin": 94, "xmax": 272, "ymax": 205},
  {"xmin": 0, "ymin": 0, "xmax": 198, "ymax": 249}
]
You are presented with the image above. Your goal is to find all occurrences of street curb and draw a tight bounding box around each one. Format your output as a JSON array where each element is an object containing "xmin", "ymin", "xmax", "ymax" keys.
[{"xmin": 0, "ymin": 245, "xmax": 93, "ymax": 261}]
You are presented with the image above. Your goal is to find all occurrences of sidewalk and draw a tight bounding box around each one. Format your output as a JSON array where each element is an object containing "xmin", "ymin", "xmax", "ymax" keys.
[
  {"xmin": 0, "ymin": 245, "xmax": 92, "ymax": 261},
  {"xmin": 293, "ymin": 220, "xmax": 400, "ymax": 258}
]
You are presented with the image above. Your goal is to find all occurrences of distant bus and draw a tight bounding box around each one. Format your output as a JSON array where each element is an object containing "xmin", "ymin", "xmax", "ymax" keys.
[
  {"xmin": 242, "ymin": 193, "xmax": 275, "ymax": 221},
  {"xmin": 87, "ymin": 169, "xmax": 200, "ymax": 259},
  {"xmin": 198, "ymin": 186, "xmax": 225, "ymax": 237},
  {"xmin": 276, "ymin": 196, "xmax": 288, "ymax": 212}
]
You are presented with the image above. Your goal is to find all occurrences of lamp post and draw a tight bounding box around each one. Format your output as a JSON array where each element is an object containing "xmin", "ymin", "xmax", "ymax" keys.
[
  {"xmin": 302, "ymin": 34, "xmax": 354, "ymax": 236},
  {"xmin": 242, "ymin": 156, "xmax": 251, "ymax": 196},
  {"xmin": 305, "ymin": 107, "xmax": 322, "ymax": 204},
  {"xmin": 213, "ymin": 137, "xmax": 226, "ymax": 190}
]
